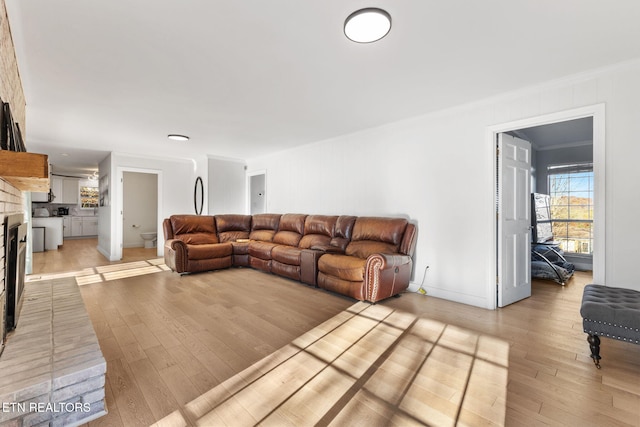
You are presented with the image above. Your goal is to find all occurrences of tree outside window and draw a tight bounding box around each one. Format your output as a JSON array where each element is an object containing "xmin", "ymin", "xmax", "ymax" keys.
[{"xmin": 548, "ymin": 163, "xmax": 593, "ymax": 254}]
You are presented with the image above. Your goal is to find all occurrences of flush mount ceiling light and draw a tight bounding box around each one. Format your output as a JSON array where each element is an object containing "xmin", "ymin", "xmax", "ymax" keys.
[
  {"xmin": 344, "ymin": 8, "xmax": 391, "ymax": 43},
  {"xmin": 167, "ymin": 134, "xmax": 189, "ymax": 141}
]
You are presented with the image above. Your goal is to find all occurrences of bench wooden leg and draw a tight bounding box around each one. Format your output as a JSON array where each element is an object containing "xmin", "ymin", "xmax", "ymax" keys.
[{"xmin": 587, "ymin": 334, "xmax": 601, "ymax": 369}]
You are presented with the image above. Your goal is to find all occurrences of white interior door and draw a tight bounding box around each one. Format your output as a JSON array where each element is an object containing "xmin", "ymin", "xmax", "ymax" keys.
[
  {"xmin": 249, "ymin": 173, "xmax": 266, "ymax": 214},
  {"xmin": 498, "ymin": 133, "xmax": 532, "ymax": 307}
]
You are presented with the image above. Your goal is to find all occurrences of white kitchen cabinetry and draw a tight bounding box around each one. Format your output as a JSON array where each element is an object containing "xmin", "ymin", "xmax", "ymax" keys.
[
  {"xmin": 71, "ymin": 217, "xmax": 83, "ymax": 237},
  {"xmin": 31, "ymin": 191, "xmax": 50, "ymax": 202},
  {"xmin": 51, "ymin": 177, "xmax": 62, "ymax": 203},
  {"xmin": 82, "ymin": 217, "xmax": 98, "ymax": 236},
  {"xmin": 51, "ymin": 177, "xmax": 79, "ymax": 204},
  {"xmin": 70, "ymin": 216, "xmax": 98, "ymax": 237},
  {"xmin": 63, "ymin": 216, "xmax": 71, "ymax": 237}
]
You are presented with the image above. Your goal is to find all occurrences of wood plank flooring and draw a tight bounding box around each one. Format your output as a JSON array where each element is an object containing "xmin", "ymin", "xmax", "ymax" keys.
[{"xmin": 28, "ymin": 239, "xmax": 640, "ymax": 426}]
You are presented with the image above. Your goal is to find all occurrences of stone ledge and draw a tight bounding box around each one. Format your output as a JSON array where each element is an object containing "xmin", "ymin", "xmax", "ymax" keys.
[{"xmin": 0, "ymin": 278, "xmax": 106, "ymax": 426}]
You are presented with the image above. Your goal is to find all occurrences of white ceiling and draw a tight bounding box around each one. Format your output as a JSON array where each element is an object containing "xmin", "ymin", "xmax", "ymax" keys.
[
  {"xmin": 6, "ymin": 1, "xmax": 640, "ymax": 175},
  {"xmin": 512, "ymin": 116, "xmax": 593, "ymax": 150}
]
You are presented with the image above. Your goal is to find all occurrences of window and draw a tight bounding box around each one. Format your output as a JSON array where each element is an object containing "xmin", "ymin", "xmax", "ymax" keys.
[
  {"xmin": 80, "ymin": 185, "xmax": 99, "ymax": 208},
  {"xmin": 548, "ymin": 162, "xmax": 593, "ymax": 254}
]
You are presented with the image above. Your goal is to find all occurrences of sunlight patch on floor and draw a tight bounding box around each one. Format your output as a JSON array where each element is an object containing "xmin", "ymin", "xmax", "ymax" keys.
[
  {"xmin": 26, "ymin": 258, "xmax": 169, "ymax": 285},
  {"xmin": 153, "ymin": 302, "xmax": 509, "ymax": 427}
]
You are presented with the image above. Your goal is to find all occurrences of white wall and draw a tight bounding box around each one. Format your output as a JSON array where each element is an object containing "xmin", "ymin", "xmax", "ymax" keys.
[
  {"xmin": 247, "ymin": 59, "xmax": 640, "ymax": 308},
  {"xmin": 207, "ymin": 156, "xmax": 246, "ymax": 214},
  {"xmin": 97, "ymin": 155, "xmax": 112, "ymax": 259}
]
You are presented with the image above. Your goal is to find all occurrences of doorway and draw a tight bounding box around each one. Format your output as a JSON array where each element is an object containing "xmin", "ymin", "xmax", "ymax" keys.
[
  {"xmin": 490, "ymin": 104, "xmax": 605, "ymax": 309},
  {"xmin": 122, "ymin": 172, "xmax": 158, "ymax": 248},
  {"xmin": 115, "ymin": 167, "xmax": 163, "ymax": 260},
  {"xmin": 247, "ymin": 170, "xmax": 266, "ymax": 214}
]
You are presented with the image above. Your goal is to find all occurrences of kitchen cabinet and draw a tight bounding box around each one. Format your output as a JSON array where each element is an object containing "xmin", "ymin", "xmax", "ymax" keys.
[
  {"xmin": 70, "ymin": 216, "xmax": 98, "ymax": 237},
  {"xmin": 63, "ymin": 217, "xmax": 71, "ymax": 237},
  {"xmin": 82, "ymin": 217, "xmax": 98, "ymax": 236},
  {"xmin": 51, "ymin": 176, "xmax": 79, "ymax": 204},
  {"xmin": 31, "ymin": 191, "xmax": 50, "ymax": 202},
  {"xmin": 51, "ymin": 178, "xmax": 62, "ymax": 203},
  {"xmin": 71, "ymin": 217, "xmax": 83, "ymax": 237}
]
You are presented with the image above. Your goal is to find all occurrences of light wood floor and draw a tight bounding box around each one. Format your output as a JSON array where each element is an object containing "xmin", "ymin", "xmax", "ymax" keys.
[{"xmin": 29, "ymin": 239, "xmax": 640, "ymax": 426}]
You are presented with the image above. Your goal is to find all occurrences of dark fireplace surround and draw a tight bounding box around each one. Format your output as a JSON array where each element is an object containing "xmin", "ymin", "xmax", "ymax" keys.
[{"xmin": 1, "ymin": 213, "xmax": 27, "ymax": 356}]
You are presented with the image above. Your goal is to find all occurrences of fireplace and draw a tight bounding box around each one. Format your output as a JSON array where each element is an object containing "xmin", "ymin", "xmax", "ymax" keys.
[{"xmin": 2, "ymin": 213, "xmax": 27, "ymax": 342}]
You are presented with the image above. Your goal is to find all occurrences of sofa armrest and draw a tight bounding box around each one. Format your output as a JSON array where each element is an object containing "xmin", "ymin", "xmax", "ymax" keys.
[
  {"xmin": 364, "ymin": 253, "xmax": 413, "ymax": 303},
  {"xmin": 164, "ymin": 239, "xmax": 187, "ymax": 273},
  {"xmin": 300, "ymin": 249, "xmax": 325, "ymax": 286}
]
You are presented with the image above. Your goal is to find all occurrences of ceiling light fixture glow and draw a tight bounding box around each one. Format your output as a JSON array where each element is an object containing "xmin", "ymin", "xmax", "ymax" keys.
[
  {"xmin": 344, "ymin": 8, "xmax": 391, "ymax": 43},
  {"xmin": 168, "ymin": 134, "xmax": 189, "ymax": 141}
]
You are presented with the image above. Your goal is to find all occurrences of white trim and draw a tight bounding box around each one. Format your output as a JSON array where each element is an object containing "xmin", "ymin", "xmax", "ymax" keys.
[
  {"xmin": 206, "ymin": 153, "xmax": 246, "ymax": 163},
  {"xmin": 115, "ymin": 167, "xmax": 163, "ymax": 260},
  {"xmin": 246, "ymin": 169, "xmax": 267, "ymax": 214},
  {"xmin": 534, "ymin": 139, "xmax": 594, "ymax": 152},
  {"xmin": 488, "ymin": 103, "xmax": 605, "ymax": 309}
]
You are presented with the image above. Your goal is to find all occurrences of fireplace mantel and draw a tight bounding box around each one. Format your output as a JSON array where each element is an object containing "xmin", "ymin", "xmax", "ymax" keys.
[{"xmin": 0, "ymin": 151, "xmax": 49, "ymax": 191}]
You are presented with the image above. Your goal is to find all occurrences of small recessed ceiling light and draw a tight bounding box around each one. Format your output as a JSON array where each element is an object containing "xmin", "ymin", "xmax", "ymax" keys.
[
  {"xmin": 344, "ymin": 8, "xmax": 391, "ymax": 43},
  {"xmin": 168, "ymin": 134, "xmax": 189, "ymax": 141},
  {"xmin": 60, "ymin": 153, "xmax": 69, "ymax": 157}
]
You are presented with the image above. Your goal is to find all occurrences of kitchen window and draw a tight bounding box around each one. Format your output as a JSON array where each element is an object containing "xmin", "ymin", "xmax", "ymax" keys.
[{"xmin": 80, "ymin": 186, "xmax": 99, "ymax": 208}]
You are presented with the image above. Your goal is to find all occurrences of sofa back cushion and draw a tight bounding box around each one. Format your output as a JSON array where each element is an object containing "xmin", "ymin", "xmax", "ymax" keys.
[
  {"xmin": 249, "ymin": 213, "xmax": 281, "ymax": 242},
  {"xmin": 329, "ymin": 215, "xmax": 356, "ymax": 251},
  {"xmin": 170, "ymin": 215, "xmax": 219, "ymax": 245},
  {"xmin": 215, "ymin": 214, "xmax": 252, "ymax": 243},
  {"xmin": 345, "ymin": 217, "xmax": 408, "ymax": 259},
  {"xmin": 298, "ymin": 215, "xmax": 338, "ymax": 249},
  {"xmin": 273, "ymin": 214, "xmax": 308, "ymax": 247}
]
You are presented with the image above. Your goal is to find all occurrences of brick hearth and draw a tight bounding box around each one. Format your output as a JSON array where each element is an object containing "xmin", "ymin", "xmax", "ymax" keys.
[{"xmin": 0, "ymin": 277, "xmax": 106, "ymax": 426}]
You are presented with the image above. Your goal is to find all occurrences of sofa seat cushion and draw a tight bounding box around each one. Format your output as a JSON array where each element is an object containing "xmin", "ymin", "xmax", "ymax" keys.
[
  {"xmin": 318, "ymin": 254, "xmax": 366, "ymax": 282},
  {"xmin": 272, "ymin": 245, "xmax": 302, "ymax": 266},
  {"xmin": 187, "ymin": 242, "xmax": 233, "ymax": 261},
  {"xmin": 299, "ymin": 234, "xmax": 331, "ymax": 249},
  {"xmin": 249, "ymin": 241, "xmax": 279, "ymax": 260},
  {"xmin": 249, "ymin": 230, "xmax": 276, "ymax": 242}
]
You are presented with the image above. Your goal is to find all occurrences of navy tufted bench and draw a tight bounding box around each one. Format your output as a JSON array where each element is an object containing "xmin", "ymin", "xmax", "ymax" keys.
[{"xmin": 580, "ymin": 284, "xmax": 640, "ymax": 368}]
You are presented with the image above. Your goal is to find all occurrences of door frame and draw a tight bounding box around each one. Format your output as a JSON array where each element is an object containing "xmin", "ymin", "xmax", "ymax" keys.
[
  {"xmin": 115, "ymin": 166, "xmax": 163, "ymax": 260},
  {"xmin": 488, "ymin": 104, "xmax": 605, "ymax": 309},
  {"xmin": 246, "ymin": 169, "xmax": 267, "ymax": 214}
]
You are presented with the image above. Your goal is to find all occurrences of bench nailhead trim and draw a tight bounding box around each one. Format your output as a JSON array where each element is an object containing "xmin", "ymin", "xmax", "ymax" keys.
[{"xmin": 583, "ymin": 318, "xmax": 640, "ymax": 344}]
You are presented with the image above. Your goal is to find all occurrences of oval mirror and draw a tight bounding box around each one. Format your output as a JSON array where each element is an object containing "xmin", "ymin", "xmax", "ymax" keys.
[{"xmin": 194, "ymin": 176, "xmax": 204, "ymax": 215}]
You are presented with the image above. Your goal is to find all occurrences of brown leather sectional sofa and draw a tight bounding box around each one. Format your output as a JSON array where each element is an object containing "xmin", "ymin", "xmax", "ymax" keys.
[{"xmin": 163, "ymin": 213, "xmax": 417, "ymax": 303}]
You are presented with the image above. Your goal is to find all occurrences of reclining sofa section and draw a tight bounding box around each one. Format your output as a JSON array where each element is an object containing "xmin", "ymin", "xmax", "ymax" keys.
[{"xmin": 163, "ymin": 213, "xmax": 417, "ymax": 303}]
